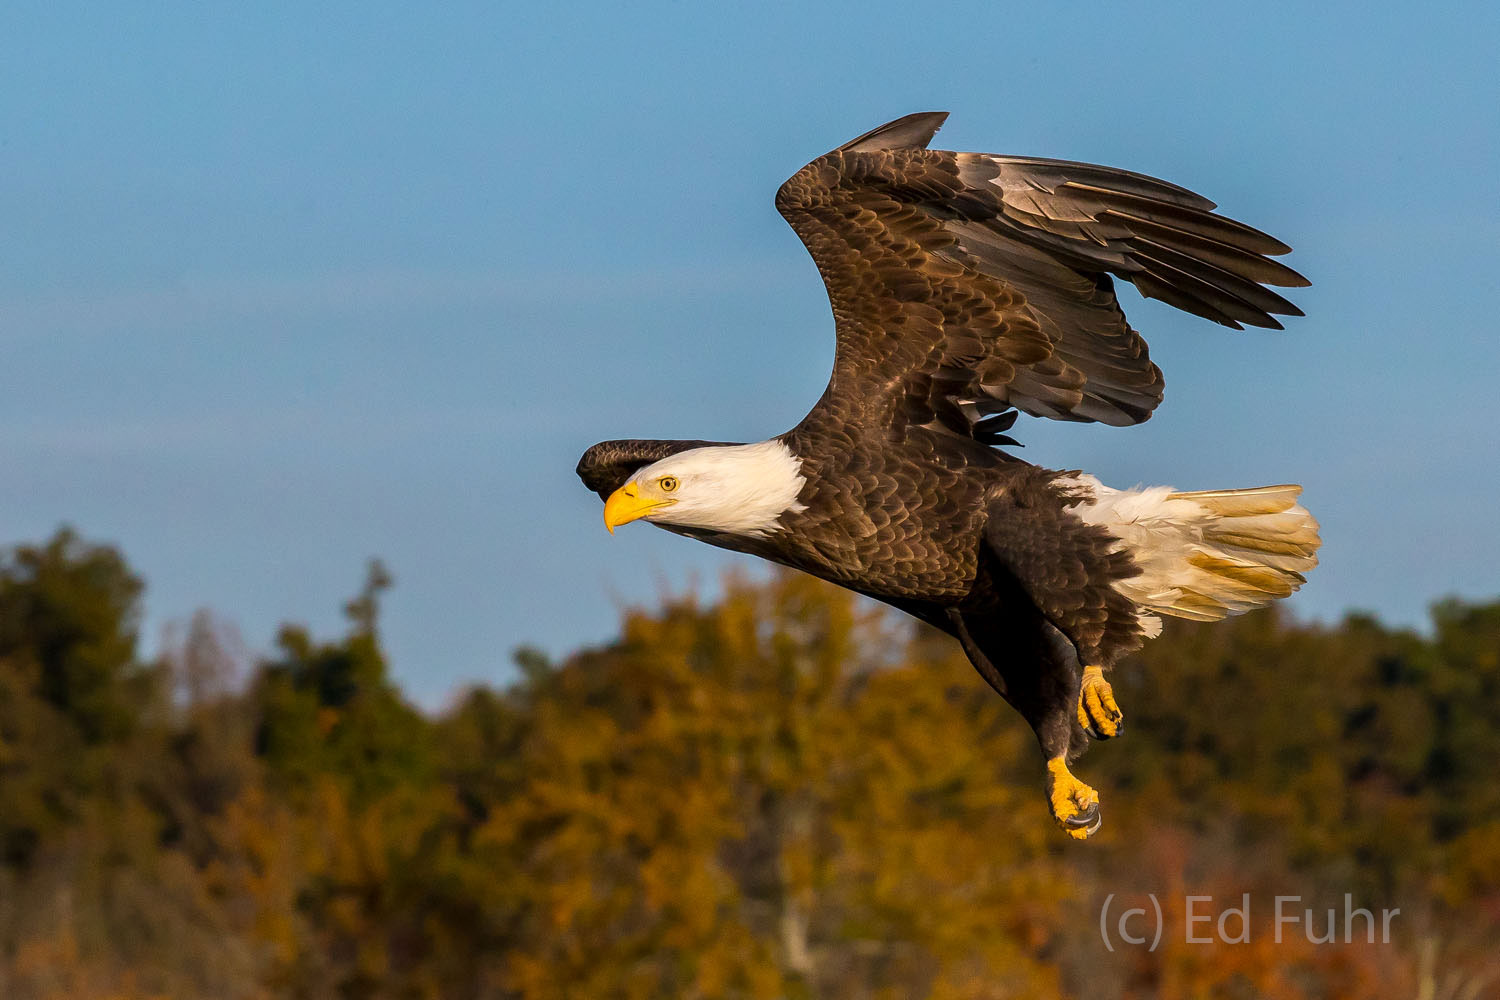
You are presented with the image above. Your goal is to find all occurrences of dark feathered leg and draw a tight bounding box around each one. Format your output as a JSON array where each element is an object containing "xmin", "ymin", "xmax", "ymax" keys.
[
  {"xmin": 982, "ymin": 473, "xmax": 1145, "ymax": 746},
  {"xmin": 948, "ymin": 607, "xmax": 1102, "ymax": 840}
]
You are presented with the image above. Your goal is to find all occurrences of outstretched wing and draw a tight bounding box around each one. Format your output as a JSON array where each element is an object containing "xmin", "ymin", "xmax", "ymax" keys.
[{"xmin": 776, "ymin": 112, "xmax": 1308, "ymax": 439}]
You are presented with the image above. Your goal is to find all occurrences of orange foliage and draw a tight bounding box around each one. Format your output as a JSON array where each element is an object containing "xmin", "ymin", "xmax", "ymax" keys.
[{"xmin": 2, "ymin": 531, "xmax": 1498, "ymax": 997}]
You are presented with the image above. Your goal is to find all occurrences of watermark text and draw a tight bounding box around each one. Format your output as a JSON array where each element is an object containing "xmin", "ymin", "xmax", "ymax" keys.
[{"xmin": 1099, "ymin": 894, "xmax": 1400, "ymax": 952}]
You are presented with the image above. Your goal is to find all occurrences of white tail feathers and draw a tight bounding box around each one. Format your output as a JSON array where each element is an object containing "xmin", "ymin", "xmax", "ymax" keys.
[{"xmin": 1061, "ymin": 475, "xmax": 1321, "ymax": 636}]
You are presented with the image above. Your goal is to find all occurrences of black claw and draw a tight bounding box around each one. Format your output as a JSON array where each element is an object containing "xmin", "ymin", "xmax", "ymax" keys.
[
  {"xmin": 1063, "ymin": 801, "xmax": 1101, "ymax": 830},
  {"xmin": 1083, "ymin": 717, "xmax": 1124, "ymax": 741}
]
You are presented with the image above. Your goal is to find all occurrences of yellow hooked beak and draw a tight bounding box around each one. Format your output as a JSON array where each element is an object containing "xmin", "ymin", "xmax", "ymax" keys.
[{"xmin": 603, "ymin": 481, "xmax": 673, "ymax": 534}]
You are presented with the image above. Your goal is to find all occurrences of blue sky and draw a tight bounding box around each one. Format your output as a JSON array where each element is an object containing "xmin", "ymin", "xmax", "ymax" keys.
[{"xmin": 3, "ymin": 2, "xmax": 1497, "ymax": 706}]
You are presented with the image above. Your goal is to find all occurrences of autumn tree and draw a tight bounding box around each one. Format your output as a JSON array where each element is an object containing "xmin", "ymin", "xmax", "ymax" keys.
[{"xmin": 2, "ymin": 526, "xmax": 1499, "ymax": 999}]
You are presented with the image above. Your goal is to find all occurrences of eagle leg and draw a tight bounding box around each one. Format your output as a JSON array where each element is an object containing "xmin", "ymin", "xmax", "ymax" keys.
[
  {"xmin": 981, "ymin": 474, "xmax": 1147, "ymax": 679},
  {"xmin": 948, "ymin": 607, "xmax": 1102, "ymax": 840},
  {"xmin": 1077, "ymin": 665, "xmax": 1124, "ymax": 740}
]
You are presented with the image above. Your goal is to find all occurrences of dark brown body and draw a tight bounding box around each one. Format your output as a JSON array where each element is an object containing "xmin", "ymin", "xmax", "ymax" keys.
[{"xmin": 577, "ymin": 428, "xmax": 1140, "ymax": 770}]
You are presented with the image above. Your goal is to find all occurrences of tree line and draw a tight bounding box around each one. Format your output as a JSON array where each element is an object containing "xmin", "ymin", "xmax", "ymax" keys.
[{"xmin": 0, "ymin": 527, "xmax": 1496, "ymax": 999}]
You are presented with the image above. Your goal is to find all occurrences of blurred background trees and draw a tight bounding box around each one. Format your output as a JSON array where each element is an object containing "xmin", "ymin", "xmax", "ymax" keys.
[{"xmin": 0, "ymin": 527, "xmax": 1496, "ymax": 999}]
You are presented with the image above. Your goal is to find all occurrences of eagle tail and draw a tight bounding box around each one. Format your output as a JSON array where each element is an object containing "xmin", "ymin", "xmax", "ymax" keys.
[{"xmin": 1062, "ymin": 476, "xmax": 1321, "ymax": 635}]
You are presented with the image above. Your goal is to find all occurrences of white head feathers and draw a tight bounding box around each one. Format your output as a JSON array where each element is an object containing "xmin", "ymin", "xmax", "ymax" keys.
[{"xmin": 632, "ymin": 440, "xmax": 807, "ymax": 537}]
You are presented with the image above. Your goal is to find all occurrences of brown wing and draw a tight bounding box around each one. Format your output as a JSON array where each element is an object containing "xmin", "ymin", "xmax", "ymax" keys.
[{"xmin": 776, "ymin": 112, "xmax": 1308, "ymax": 438}]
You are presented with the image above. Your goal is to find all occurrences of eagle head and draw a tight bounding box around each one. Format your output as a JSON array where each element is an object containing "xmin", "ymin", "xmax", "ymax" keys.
[{"xmin": 598, "ymin": 441, "xmax": 808, "ymax": 538}]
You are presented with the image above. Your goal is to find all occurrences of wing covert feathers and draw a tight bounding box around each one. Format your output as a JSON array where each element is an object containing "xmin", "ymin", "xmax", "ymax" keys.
[{"xmin": 777, "ymin": 113, "xmax": 1307, "ymax": 444}]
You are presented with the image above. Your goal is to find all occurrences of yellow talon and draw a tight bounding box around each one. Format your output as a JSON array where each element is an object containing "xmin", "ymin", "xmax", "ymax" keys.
[
  {"xmin": 1045, "ymin": 756, "xmax": 1101, "ymax": 840},
  {"xmin": 1077, "ymin": 664, "xmax": 1124, "ymax": 739}
]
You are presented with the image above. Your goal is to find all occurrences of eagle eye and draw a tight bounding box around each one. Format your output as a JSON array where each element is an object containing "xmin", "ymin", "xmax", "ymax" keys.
[{"xmin": 658, "ymin": 476, "xmax": 679, "ymax": 493}]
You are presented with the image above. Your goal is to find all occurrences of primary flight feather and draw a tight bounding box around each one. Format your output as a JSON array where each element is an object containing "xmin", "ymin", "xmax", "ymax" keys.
[{"xmin": 577, "ymin": 113, "xmax": 1319, "ymax": 839}]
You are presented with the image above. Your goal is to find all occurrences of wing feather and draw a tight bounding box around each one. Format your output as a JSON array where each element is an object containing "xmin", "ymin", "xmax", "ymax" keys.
[
  {"xmin": 1131, "ymin": 238, "xmax": 1304, "ymax": 316},
  {"xmin": 776, "ymin": 113, "xmax": 1307, "ymax": 443}
]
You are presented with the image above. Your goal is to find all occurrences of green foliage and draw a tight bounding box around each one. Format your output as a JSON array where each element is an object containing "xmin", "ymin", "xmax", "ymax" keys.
[
  {"xmin": 254, "ymin": 561, "xmax": 433, "ymax": 805},
  {"xmin": 0, "ymin": 528, "xmax": 155, "ymax": 867},
  {"xmin": 0, "ymin": 528, "xmax": 1497, "ymax": 998},
  {"xmin": 0, "ymin": 527, "xmax": 145, "ymax": 742}
]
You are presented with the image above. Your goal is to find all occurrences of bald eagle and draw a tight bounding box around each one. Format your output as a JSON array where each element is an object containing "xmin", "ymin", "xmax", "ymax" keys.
[{"xmin": 577, "ymin": 113, "xmax": 1319, "ymax": 839}]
